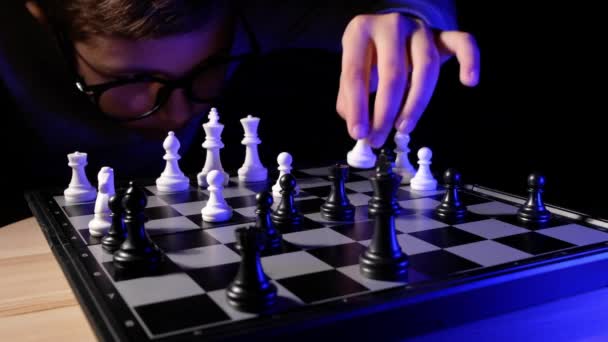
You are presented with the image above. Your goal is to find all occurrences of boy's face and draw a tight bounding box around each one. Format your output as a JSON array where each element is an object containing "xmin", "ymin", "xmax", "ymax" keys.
[{"xmin": 71, "ymin": 10, "xmax": 233, "ymax": 136}]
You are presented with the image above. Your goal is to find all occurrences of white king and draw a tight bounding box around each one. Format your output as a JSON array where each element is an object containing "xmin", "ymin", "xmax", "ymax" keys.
[
  {"xmin": 238, "ymin": 115, "xmax": 268, "ymax": 182},
  {"xmin": 197, "ymin": 107, "xmax": 229, "ymax": 187},
  {"xmin": 156, "ymin": 131, "xmax": 190, "ymax": 192}
]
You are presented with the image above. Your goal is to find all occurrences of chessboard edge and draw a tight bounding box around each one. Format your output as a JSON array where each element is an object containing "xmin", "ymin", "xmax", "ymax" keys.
[{"xmin": 24, "ymin": 191, "xmax": 131, "ymax": 342}]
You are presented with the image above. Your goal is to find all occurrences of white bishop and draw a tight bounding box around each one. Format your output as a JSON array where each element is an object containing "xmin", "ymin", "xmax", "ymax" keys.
[
  {"xmin": 393, "ymin": 132, "xmax": 416, "ymax": 184},
  {"xmin": 156, "ymin": 131, "xmax": 190, "ymax": 192}
]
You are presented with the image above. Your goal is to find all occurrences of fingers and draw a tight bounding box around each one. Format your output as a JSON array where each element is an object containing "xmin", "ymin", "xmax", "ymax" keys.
[
  {"xmin": 336, "ymin": 17, "xmax": 373, "ymax": 140},
  {"xmin": 396, "ymin": 26, "xmax": 440, "ymax": 134},
  {"xmin": 437, "ymin": 31, "xmax": 480, "ymax": 86},
  {"xmin": 369, "ymin": 14, "xmax": 409, "ymax": 148}
]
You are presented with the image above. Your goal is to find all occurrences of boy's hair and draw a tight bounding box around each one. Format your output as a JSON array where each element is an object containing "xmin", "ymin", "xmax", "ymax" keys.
[{"xmin": 40, "ymin": 0, "xmax": 227, "ymax": 40}]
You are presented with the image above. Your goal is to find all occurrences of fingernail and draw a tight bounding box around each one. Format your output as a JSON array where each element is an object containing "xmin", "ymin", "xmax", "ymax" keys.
[{"xmin": 351, "ymin": 123, "xmax": 369, "ymax": 139}]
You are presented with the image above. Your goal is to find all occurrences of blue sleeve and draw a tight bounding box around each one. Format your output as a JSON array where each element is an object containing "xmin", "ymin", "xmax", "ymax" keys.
[
  {"xmin": 244, "ymin": 0, "xmax": 458, "ymax": 53},
  {"xmin": 370, "ymin": 0, "xmax": 458, "ymax": 31}
]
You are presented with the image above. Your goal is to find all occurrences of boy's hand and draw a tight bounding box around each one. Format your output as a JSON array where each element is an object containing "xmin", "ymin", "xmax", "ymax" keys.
[{"xmin": 336, "ymin": 13, "xmax": 480, "ymax": 147}]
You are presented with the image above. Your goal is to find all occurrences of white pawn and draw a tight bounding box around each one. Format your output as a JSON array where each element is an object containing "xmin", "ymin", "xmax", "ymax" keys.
[
  {"xmin": 410, "ymin": 147, "xmax": 438, "ymax": 191},
  {"xmin": 346, "ymin": 139, "xmax": 377, "ymax": 169},
  {"xmin": 64, "ymin": 151, "xmax": 97, "ymax": 203},
  {"xmin": 156, "ymin": 131, "xmax": 190, "ymax": 192},
  {"xmin": 197, "ymin": 108, "xmax": 229, "ymax": 188},
  {"xmin": 272, "ymin": 152, "xmax": 300, "ymax": 197},
  {"xmin": 88, "ymin": 167, "xmax": 115, "ymax": 237},
  {"xmin": 201, "ymin": 170, "xmax": 232, "ymax": 222},
  {"xmin": 394, "ymin": 132, "xmax": 417, "ymax": 184},
  {"xmin": 237, "ymin": 115, "xmax": 268, "ymax": 182}
]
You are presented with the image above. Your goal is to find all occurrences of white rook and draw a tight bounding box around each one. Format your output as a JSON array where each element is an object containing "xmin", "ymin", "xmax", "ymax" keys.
[
  {"xmin": 197, "ymin": 108, "xmax": 229, "ymax": 188},
  {"xmin": 238, "ymin": 115, "xmax": 268, "ymax": 182},
  {"xmin": 64, "ymin": 151, "xmax": 97, "ymax": 203}
]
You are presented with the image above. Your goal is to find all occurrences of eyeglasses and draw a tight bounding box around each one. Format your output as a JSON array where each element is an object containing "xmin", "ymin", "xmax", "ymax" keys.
[
  {"xmin": 74, "ymin": 53, "xmax": 253, "ymax": 122},
  {"xmin": 54, "ymin": 12, "xmax": 260, "ymax": 122}
]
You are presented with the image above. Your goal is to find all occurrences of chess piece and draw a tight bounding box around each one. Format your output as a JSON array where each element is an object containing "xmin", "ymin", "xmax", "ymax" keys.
[
  {"xmin": 517, "ymin": 173, "xmax": 551, "ymax": 224},
  {"xmin": 64, "ymin": 151, "xmax": 97, "ymax": 203},
  {"xmin": 156, "ymin": 131, "xmax": 190, "ymax": 192},
  {"xmin": 102, "ymin": 190, "xmax": 127, "ymax": 252},
  {"xmin": 393, "ymin": 132, "xmax": 416, "ymax": 184},
  {"xmin": 201, "ymin": 170, "xmax": 233, "ymax": 222},
  {"xmin": 360, "ymin": 158, "xmax": 408, "ymax": 281},
  {"xmin": 226, "ymin": 226, "xmax": 278, "ymax": 312},
  {"xmin": 113, "ymin": 181, "xmax": 163, "ymax": 270},
  {"xmin": 370, "ymin": 153, "xmax": 401, "ymax": 214},
  {"xmin": 197, "ymin": 108, "xmax": 229, "ymax": 188},
  {"xmin": 238, "ymin": 115, "xmax": 268, "ymax": 183},
  {"xmin": 410, "ymin": 147, "xmax": 437, "ymax": 191},
  {"xmin": 320, "ymin": 163, "xmax": 355, "ymax": 221},
  {"xmin": 88, "ymin": 167, "xmax": 115, "ymax": 237},
  {"xmin": 270, "ymin": 174, "xmax": 302, "ymax": 229},
  {"xmin": 347, "ymin": 139, "xmax": 377, "ymax": 169},
  {"xmin": 256, "ymin": 191, "xmax": 281, "ymax": 250},
  {"xmin": 272, "ymin": 152, "xmax": 299, "ymax": 197},
  {"xmin": 435, "ymin": 168, "xmax": 467, "ymax": 221}
]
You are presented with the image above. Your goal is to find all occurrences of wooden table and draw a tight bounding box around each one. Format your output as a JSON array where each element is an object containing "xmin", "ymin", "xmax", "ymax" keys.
[
  {"xmin": 0, "ymin": 217, "xmax": 96, "ymax": 341},
  {"xmin": 2, "ymin": 217, "xmax": 608, "ymax": 342}
]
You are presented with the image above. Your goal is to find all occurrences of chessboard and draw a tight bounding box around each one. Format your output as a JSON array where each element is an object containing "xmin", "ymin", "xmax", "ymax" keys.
[{"xmin": 25, "ymin": 164, "xmax": 608, "ymax": 342}]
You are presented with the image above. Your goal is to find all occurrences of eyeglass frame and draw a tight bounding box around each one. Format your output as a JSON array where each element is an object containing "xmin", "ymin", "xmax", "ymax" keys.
[{"xmin": 53, "ymin": 10, "xmax": 261, "ymax": 122}]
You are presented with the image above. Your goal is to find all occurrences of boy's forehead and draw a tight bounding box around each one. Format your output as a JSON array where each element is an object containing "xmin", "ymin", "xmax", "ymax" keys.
[{"xmin": 74, "ymin": 17, "xmax": 232, "ymax": 77}]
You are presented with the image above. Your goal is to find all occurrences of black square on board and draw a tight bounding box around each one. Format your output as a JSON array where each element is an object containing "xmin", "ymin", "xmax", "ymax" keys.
[
  {"xmin": 102, "ymin": 256, "xmax": 180, "ymax": 282},
  {"xmin": 226, "ymin": 194, "xmax": 258, "ymax": 209},
  {"xmin": 186, "ymin": 211, "xmax": 255, "ymax": 229},
  {"xmin": 494, "ymin": 232, "xmax": 576, "ymax": 255},
  {"xmin": 307, "ymin": 242, "xmax": 368, "ymax": 268},
  {"xmin": 408, "ymin": 250, "xmax": 482, "ymax": 278},
  {"xmin": 156, "ymin": 190, "xmax": 208, "ymax": 205},
  {"xmin": 225, "ymin": 240, "xmax": 302, "ymax": 257},
  {"xmin": 78, "ymin": 229, "xmax": 102, "ymax": 246},
  {"xmin": 329, "ymin": 220, "xmax": 375, "ymax": 241},
  {"xmin": 152, "ymin": 229, "xmax": 221, "ymax": 253},
  {"xmin": 63, "ymin": 202, "xmax": 95, "ymax": 217},
  {"xmin": 144, "ymin": 206, "xmax": 182, "ymax": 221},
  {"xmin": 302, "ymin": 185, "xmax": 356, "ymax": 198},
  {"xmin": 409, "ymin": 226, "xmax": 485, "ymax": 248},
  {"xmin": 278, "ymin": 270, "xmax": 368, "ymax": 303},
  {"xmin": 135, "ymin": 294, "xmax": 230, "ymax": 335},
  {"xmin": 187, "ymin": 262, "xmax": 240, "ymax": 291}
]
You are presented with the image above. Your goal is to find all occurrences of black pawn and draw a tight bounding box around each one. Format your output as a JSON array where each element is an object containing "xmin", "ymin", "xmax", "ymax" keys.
[
  {"xmin": 321, "ymin": 163, "xmax": 355, "ymax": 221},
  {"xmin": 256, "ymin": 191, "xmax": 281, "ymax": 250},
  {"xmin": 101, "ymin": 190, "xmax": 126, "ymax": 252},
  {"xmin": 435, "ymin": 169, "xmax": 467, "ymax": 221},
  {"xmin": 517, "ymin": 173, "xmax": 551, "ymax": 224},
  {"xmin": 113, "ymin": 181, "xmax": 163, "ymax": 270},
  {"xmin": 360, "ymin": 159, "xmax": 408, "ymax": 281},
  {"xmin": 226, "ymin": 226, "xmax": 278, "ymax": 313},
  {"xmin": 270, "ymin": 174, "xmax": 302, "ymax": 229}
]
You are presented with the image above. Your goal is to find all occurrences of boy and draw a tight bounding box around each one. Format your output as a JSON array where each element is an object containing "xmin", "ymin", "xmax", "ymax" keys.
[{"xmin": 0, "ymin": 0, "xmax": 478, "ymax": 225}]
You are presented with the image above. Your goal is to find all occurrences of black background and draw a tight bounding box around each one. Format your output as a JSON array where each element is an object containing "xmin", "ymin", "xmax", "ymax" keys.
[{"xmin": 1, "ymin": 2, "xmax": 606, "ymax": 226}]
